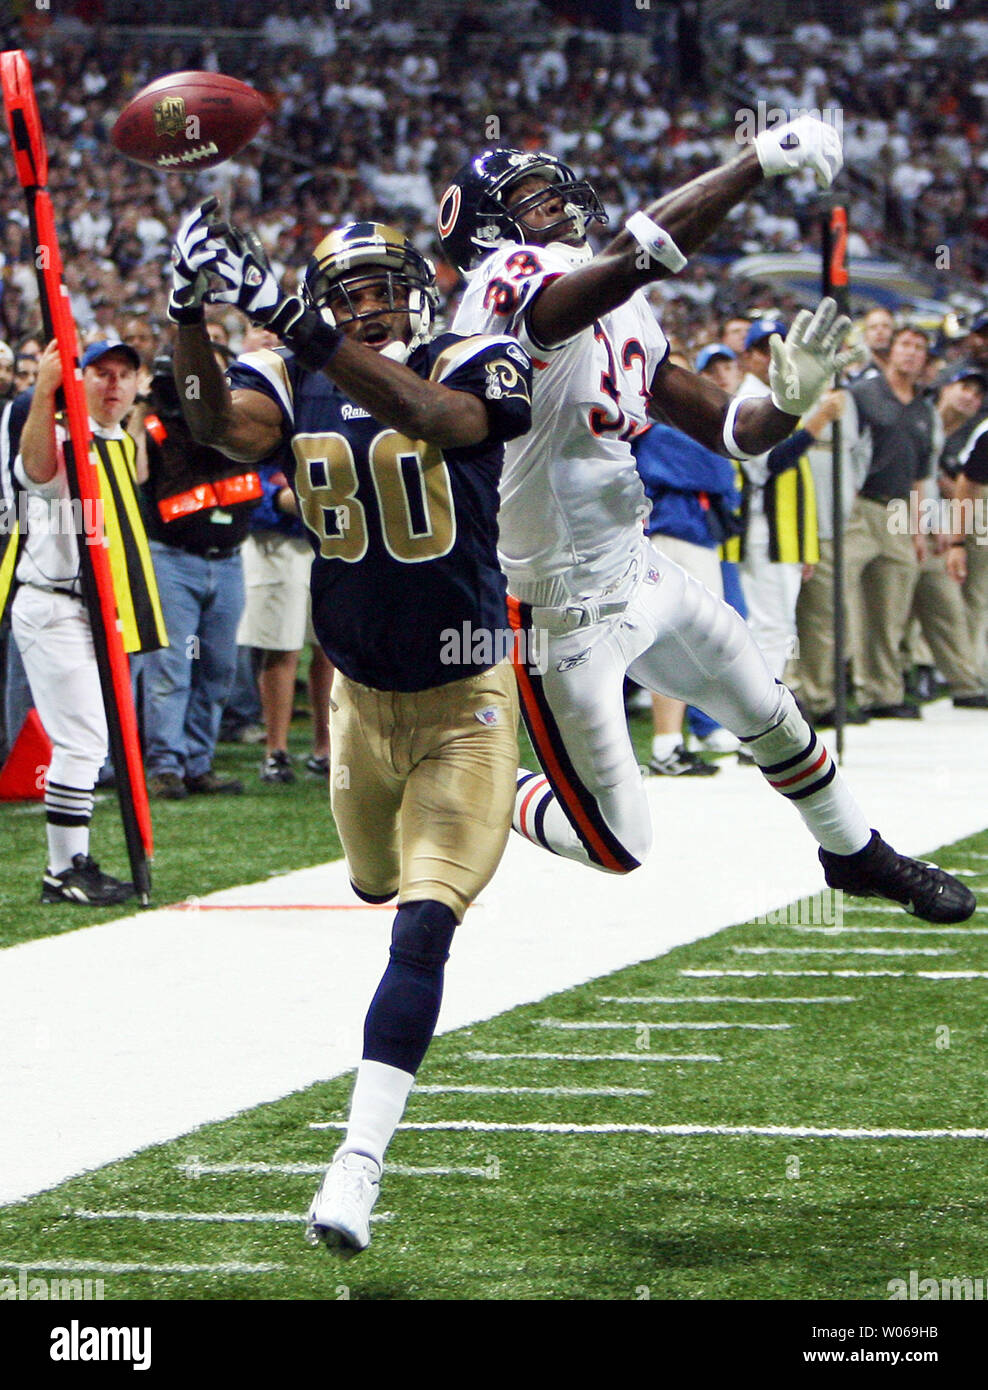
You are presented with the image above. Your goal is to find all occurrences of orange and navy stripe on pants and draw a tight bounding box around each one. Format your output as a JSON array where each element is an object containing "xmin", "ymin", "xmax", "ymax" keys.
[{"xmin": 507, "ymin": 595, "xmax": 640, "ymax": 873}]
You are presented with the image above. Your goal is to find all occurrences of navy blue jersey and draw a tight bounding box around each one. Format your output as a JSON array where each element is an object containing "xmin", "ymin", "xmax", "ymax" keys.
[{"xmin": 227, "ymin": 333, "xmax": 532, "ymax": 691}]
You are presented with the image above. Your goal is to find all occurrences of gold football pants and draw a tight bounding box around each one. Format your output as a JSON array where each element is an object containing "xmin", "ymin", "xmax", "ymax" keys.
[{"xmin": 330, "ymin": 659, "xmax": 519, "ymax": 922}]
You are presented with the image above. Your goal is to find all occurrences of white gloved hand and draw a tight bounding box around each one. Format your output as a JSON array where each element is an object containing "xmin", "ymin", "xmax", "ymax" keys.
[
  {"xmin": 768, "ymin": 297, "xmax": 862, "ymax": 415},
  {"xmin": 168, "ymin": 197, "xmax": 231, "ymax": 325},
  {"xmin": 754, "ymin": 114, "xmax": 843, "ymax": 189}
]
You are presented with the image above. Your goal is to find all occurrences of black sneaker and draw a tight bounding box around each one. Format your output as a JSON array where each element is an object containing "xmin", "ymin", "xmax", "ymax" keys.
[
  {"xmin": 819, "ymin": 830, "xmax": 976, "ymax": 924},
  {"xmin": 648, "ymin": 745, "xmax": 719, "ymax": 777},
  {"xmin": 861, "ymin": 703, "xmax": 922, "ymax": 720},
  {"xmin": 305, "ymin": 754, "xmax": 330, "ymax": 777},
  {"xmin": 184, "ymin": 770, "xmax": 244, "ymax": 795},
  {"xmin": 260, "ymin": 750, "xmax": 295, "ymax": 784},
  {"xmin": 41, "ymin": 854, "xmax": 134, "ymax": 906}
]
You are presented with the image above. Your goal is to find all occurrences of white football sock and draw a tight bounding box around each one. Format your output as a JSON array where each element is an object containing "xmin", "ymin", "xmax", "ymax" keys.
[
  {"xmin": 651, "ymin": 733, "xmax": 681, "ymax": 761},
  {"xmin": 46, "ymin": 822, "xmax": 90, "ymax": 875},
  {"xmin": 336, "ymin": 1059, "xmax": 415, "ymax": 1170}
]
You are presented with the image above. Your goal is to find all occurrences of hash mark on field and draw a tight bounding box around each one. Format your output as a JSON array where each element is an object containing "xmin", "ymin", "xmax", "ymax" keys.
[
  {"xmin": 785, "ymin": 926, "xmax": 988, "ymax": 935},
  {"xmin": 65, "ymin": 1208, "xmax": 392, "ymax": 1225},
  {"xmin": 599, "ymin": 995, "xmax": 858, "ymax": 1005},
  {"xmin": 535, "ymin": 1019, "xmax": 791, "ymax": 1031},
  {"xmin": 682, "ymin": 969, "xmax": 988, "ymax": 979},
  {"xmin": 412, "ymin": 1084, "xmax": 651, "ymax": 1096},
  {"xmin": 178, "ymin": 1160, "xmax": 491, "ymax": 1178},
  {"xmin": 733, "ymin": 946, "xmax": 956, "ymax": 956},
  {"xmin": 0, "ymin": 1259, "xmax": 282, "ymax": 1275},
  {"xmin": 307, "ymin": 1121, "xmax": 988, "ymax": 1139},
  {"xmin": 464, "ymin": 1051, "xmax": 722, "ymax": 1063},
  {"xmin": 847, "ymin": 905, "xmax": 988, "ymax": 914}
]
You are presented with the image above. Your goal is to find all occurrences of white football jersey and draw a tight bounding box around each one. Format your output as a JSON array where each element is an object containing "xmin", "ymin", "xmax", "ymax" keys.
[{"xmin": 452, "ymin": 241, "xmax": 669, "ymax": 605}]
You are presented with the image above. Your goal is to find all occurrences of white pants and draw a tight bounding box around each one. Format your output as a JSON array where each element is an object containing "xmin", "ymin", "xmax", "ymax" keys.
[
  {"xmin": 740, "ymin": 516, "xmax": 803, "ymax": 680},
  {"xmin": 509, "ymin": 539, "xmax": 868, "ymax": 871},
  {"xmin": 11, "ymin": 585, "xmax": 107, "ymax": 789}
]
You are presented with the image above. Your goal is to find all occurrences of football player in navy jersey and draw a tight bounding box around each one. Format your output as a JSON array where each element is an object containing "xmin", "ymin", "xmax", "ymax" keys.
[{"xmin": 168, "ymin": 208, "xmax": 533, "ymax": 1255}]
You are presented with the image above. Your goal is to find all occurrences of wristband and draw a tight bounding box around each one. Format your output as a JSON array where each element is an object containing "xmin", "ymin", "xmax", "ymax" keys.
[
  {"xmin": 624, "ymin": 212, "xmax": 688, "ymax": 274},
  {"xmin": 265, "ymin": 297, "xmax": 343, "ymax": 373},
  {"xmin": 722, "ymin": 394, "xmax": 759, "ymax": 460}
]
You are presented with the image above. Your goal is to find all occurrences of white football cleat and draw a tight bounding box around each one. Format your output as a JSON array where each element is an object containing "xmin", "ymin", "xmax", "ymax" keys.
[
  {"xmin": 690, "ymin": 727, "xmax": 741, "ymax": 754},
  {"xmin": 305, "ymin": 1152, "xmax": 381, "ymax": 1256}
]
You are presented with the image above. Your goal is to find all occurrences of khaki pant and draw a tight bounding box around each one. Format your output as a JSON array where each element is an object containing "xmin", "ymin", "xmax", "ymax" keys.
[
  {"xmin": 963, "ymin": 530, "xmax": 988, "ymax": 685},
  {"xmin": 909, "ymin": 551, "xmax": 983, "ymax": 696},
  {"xmin": 330, "ymin": 659, "xmax": 519, "ymax": 922},
  {"xmin": 844, "ymin": 496, "xmax": 920, "ymax": 708},
  {"xmin": 794, "ymin": 537, "xmax": 838, "ymax": 715}
]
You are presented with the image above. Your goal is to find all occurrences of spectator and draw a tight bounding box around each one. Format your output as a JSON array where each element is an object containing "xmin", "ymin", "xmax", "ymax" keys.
[
  {"xmin": 0, "ymin": 341, "xmax": 14, "ymax": 401},
  {"xmin": 735, "ymin": 318, "xmax": 819, "ymax": 681},
  {"xmin": 845, "ymin": 326, "xmax": 938, "ymax": 718},
  {"xmin": 141, "ymin": 350, "xmax": 256, "ymax": 799}
]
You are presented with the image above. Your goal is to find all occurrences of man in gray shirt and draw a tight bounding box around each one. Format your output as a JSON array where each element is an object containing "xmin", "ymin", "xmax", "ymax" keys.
[{"xmin": 845, "ymin": 325, "xmax": 937, "ymax": 717}]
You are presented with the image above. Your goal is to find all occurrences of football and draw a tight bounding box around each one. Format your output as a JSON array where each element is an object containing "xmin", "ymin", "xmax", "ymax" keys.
[{"xmin": 110, "ymin": 70, "xmax": 270, "ymax": 172}]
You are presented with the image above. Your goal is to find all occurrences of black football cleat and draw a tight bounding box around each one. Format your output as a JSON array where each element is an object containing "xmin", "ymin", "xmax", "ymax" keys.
[
  {"xmin": 41, "ymin": 854, "xmax": 134, "ymax": 907},
  {"xmin": 819, "ymin": 830, "xmax": 976, "ymax": 924}
]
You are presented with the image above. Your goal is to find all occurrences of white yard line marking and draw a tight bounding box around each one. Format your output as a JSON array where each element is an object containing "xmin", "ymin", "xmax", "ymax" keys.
[
  {"xmin": 785, "ymin": 926, "xmax": 988, "ymax": 935},
  {"xmin": 65, "ymin": 1208, "xmax": 392, "ymax": 1225},
  {"xmin": 411, "ymin": 1084, "xmax": 651, "ymax": 1096},
  {"xmin": 732, "ymin": 946, "xmax": 955, "ymax": 956},
  {"xmin": 535, "ymin": 1019, "xmax": 790, "ymax": 1031},
  {"xmin": 307, "ymin": 1121, "xmax": 988, "ymax": 1139},
  {"xmin": 599, "ymin": 995, "xmax": 858, "ymax": 1005},
  {"xmin": 464, "ymin": 1051, "xmax": 722, "ymax": 1063},
  {"xmin": 846, "ymin": 905, "xmax": 988, "ymax": 914},
  {"xmin": 682, "ymin": 969, "xmax": 988, "ymax": 979},
  {"xmin": 0, "ymin": 1259, "xmax": 282, "ymax": 1274},
  {"xmin": 177, "ymin": 1160, "xmax": 491, "ymax": 1178}
]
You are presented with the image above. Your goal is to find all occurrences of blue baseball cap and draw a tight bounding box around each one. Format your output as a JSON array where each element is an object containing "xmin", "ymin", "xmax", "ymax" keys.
[
  {"xmin": 695, "ymin": 343, "xmax": 736, "ymax": 373},
  {"xmin": 937, "ymin": 363, "xmax": 988, "ymax": 391},
  {"xmin": 744, "ymin": 319, "xmax": 787, "ymax": 350},
  {"xmin": 80, "ymin": 340, "xmax": 141, "ymax": 371}
]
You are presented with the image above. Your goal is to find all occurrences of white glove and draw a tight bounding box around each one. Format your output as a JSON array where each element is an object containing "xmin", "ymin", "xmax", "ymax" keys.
[
  {"xmin": 168, "ymin": 198, "xmax": 231, "ymax": 325},
  {"xmin": 754, "ymin": 114, "xmax": 843, "ymax": 190},
  {"xmin": 768, "ymin": 298, "xmax": 862, "ymax": 415}
]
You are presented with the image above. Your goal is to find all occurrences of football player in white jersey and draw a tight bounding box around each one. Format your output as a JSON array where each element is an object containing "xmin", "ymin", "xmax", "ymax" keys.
[{"xmin": 440, "ymin": 131, "xmax": 974, "ymax": 923}]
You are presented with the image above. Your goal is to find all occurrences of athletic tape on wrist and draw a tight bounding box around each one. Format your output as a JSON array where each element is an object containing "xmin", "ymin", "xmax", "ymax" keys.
[
  {"xmin": 624, "ymin": 212, "xmax": 688, "ymax": 273},
  {"xmin": 722, "ymin": 394, "xmax": 759, "ymax": 460}
]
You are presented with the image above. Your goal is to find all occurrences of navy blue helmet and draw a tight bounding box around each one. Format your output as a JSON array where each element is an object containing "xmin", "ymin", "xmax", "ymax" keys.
[{"xmin": 437, "ymin": 148, "xmax": 607, "ymax": 274}]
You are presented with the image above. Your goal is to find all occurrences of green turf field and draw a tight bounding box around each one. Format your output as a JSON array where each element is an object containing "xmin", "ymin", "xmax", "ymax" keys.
[{"xmin": 1, "ymin": 827, "xmax": 985, "ymax": 1301}]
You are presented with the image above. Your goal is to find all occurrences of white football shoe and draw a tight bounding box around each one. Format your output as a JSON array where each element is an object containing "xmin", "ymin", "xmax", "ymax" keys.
[
  {"xmin": 689, "ymin": 727, "xmax": 741, "ymax": 754},
  {"xmin": 305, "ymin": 1152, "xmax": 381, "ymax": 1256}
]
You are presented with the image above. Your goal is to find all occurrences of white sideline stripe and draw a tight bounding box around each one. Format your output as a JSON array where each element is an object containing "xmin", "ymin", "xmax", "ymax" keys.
[
  {"xmin": 785, "ymin": 926, "xmax": 988, "ymax": 936},
  {"xmin": 67, "ymin": 1208, "xmax": 393, "ymax": 1225},
  {"xmin": 682, "ymin": 969, "xmax": 988, "ymax": 979},
  {"xmin": 464, "ymin": 1051, "xmax": 723, "ymax": 1063},
  {"xmin": 536, "ymin": 1019, "xmax": 790, "ymax": 1031},
  {"xmin": 848, "ymin": 905, "xmax": 988, "ymax": 914},
  {"xmin": 0, "ymin": 1259, "xmax": 282, "ymax": 1275},
  {"xmin": 732, "ymin": 946, "xmax": 955, "ymax": 956},
  {"xmin": 599, "ymin": 995, "xmax": 858, "ymax": 1005},
  {"xmin": 178, "ymin": 1161, "xmax": 491, "ymax": 1178},
  {"xmin": 306, "ymin": 1121, "xmax": 988, "ymax": 1139},
  {"xmin": 412, "ymin": 1084, "xmax": 651, "ymax": 1096}
]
